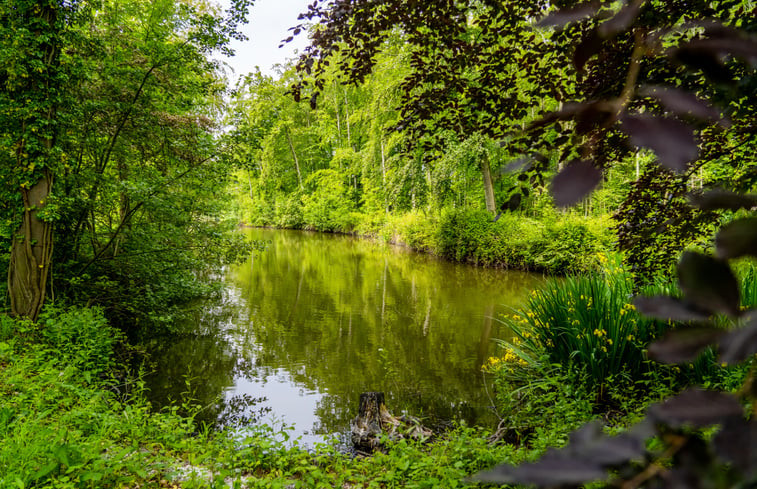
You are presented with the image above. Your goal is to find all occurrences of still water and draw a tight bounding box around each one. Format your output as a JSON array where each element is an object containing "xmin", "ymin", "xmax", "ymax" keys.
[{"xmin": 145, "ymin": 229, "xmax": 546, "ymax": 446}]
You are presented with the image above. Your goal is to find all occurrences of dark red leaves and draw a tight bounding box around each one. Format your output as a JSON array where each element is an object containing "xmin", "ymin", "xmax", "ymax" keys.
[
  {"xmin": 537, "ymin": 2, "xmax": 602, "ymax": 27},
  {"xmin": 476, "ymin": 452, "xmax": 607, "ymax": 485},
  {"xmin": 639, "ymin": 85, "xmax": 726, "ymax": 124},
  {"xmin": 574, "ymin": 30, "xmax": 602, "ymax": 72},
  {"xmin": 718, "ymin": 316, "xmax": 757, "ymax": 364},
  {"xmin": 689, "ymin": 190, "xmax": 757, "ymax": 211},
  {"xmin": 677, "ymin": 251, "xmax": 741, "ymax": 318},
  {"xmin": 715, "ymin": 218, "xmax": 757, "ymax": 260},
  {"xmin": 636, "ymin": 252, "xmax": 740, "ymax": 325},
  {"xmin": 619, "ymin": 114, "xmax": 698, "ymax": 172},
  {"xmin": 713, "ymin": 418, "xmax": 757, "ymax": 475},
  {"xmin": 597, "ymin": 1, "xmax": 641, "ymax": 38},
  {"xmin": 634, "ymin": 296, "xmax": 711, "ymax": 322},
  {"xmin": 647, "ymin": 389, "xmax": 743, "ymax": 428},
  {"xmin": 566, "ymin": 421, "xmax": 647, "ymax": 466},
  {"xmin": 550, "ymin": 160, "xmax": 603, "ymax": 207},
  {"xmin": 647, "ymin": 328, "xmax": 725, "ymax": 363}
]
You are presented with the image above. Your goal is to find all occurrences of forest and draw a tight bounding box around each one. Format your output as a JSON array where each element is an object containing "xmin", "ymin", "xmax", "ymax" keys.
[{"xmin": 1, "ymin": 0, "xmax": 756, "ymax": 487}]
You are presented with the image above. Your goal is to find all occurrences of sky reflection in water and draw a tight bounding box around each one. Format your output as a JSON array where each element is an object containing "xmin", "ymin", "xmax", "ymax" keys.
[{"xmin": 146, "ymin": 229, "xmax": 547, "ymax": 447}]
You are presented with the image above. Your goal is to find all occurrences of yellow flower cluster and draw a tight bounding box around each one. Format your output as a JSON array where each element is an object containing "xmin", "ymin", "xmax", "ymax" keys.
[
  {"xmin": 619, "ymin": 303, "xmax": 635, "ymax": 316},
  {"xmin": 483, "ymin": 345, "xmax": 529, "ymax": 373}
]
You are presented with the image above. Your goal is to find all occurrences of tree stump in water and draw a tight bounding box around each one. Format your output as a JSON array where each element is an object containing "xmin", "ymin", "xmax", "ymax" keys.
[{"xmin": 350, "ymin": 392, "xmax": 432, "ymax": 452}]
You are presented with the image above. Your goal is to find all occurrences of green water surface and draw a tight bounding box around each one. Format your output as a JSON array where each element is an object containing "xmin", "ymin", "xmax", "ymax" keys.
[{"xmin": 146, "ymin": 228, "xmax": 546, "ymax": 446}]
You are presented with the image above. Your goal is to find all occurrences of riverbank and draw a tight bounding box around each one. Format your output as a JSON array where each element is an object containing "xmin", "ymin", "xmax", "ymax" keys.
[
  {"xmin": 242, "ymin": 207, "xmax": 615, "ymax": 275},
  {"xmin": 0, "ymin": 307, "xmax": 546, "ymax": 488},
  {"xmin": 6, "ymin": 266, "xmax": 751, "ymax": 487}
]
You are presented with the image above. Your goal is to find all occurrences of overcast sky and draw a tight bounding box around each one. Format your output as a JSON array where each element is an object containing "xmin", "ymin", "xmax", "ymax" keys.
[{"xmin": 217, "ymin": 0, "xmax": 313, "ymax": 82}]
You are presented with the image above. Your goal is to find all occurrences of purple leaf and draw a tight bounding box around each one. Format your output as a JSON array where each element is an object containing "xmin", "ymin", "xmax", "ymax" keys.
[
  {"xmin": 715, "ymin": 218, "xmax": 757, "ymax": 260},
  {"xmin": 567, "ymin": 421, "xmax": 646, "ymax": 467},
  {"xmin": 537, "ymin": 2, "xmax": 602, "ymax": 27},
  {"xmin": 683, "ymin": 38, "xmax": 757, "ymax": 64},
  {"xmin": 574, "ymin": 30, "xmax": 602, "ymax": 72},
  {"xmin": 648, "ymin": 389, "xmax": 743, "ymax": 428},
  {"xmin": 677, "ymin": 251, "xmax": 741, "ymax": 318},
  {"xmin": 648, "ymin": 328, "xmax": 725, "ymax": 363},
  {"xmin": 550, "ymin": 160, "xmax": 603, "ymax": 207},
  {"xmin": 713, "ymin": 418, "xmax": 757, "ymax": 475},
  {"xmin": 575, "ymin": 101, "xmax": 616, "ymax": 134},
  {"xmin": 597, "ymin": 2, "xmax": 641, "ymax": 38},
  {"xmin": 634, "ymin": 296, "xmax": 711, "ymax": 322},
  {"xmin": 619, "ymin": 114, "xmax": 698, "ymax": 172},
  {"xmin": 718, "ymin": 315, "xmax": 757, "ymax": 364},
  {"xmin": 689, "ymin": 190, "xmax": 757, "ymax": 211},
  {"xmin": 475, "ymin": 449, "xmax": 607, "ymax": 485},
  {"xmin": 639, "ymin": 86, "xmax": 727, "ymax": 125}
]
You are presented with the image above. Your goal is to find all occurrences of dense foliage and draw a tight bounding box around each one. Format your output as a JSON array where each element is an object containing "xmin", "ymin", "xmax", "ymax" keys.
[{"xmin": 1, "ymin": 0, "xmax": 254, "ymax": 330}]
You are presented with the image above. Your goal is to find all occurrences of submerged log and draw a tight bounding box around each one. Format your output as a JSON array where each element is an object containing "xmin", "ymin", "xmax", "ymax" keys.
[{"xmin": 350, "ymin": 392, "xmax": 433, "ymax": 452}]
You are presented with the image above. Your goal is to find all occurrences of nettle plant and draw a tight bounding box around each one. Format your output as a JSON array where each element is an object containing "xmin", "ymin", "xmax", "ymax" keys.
[{"xmin": 475, "ymin": 1, "xmax": 757, "ymax": 488}]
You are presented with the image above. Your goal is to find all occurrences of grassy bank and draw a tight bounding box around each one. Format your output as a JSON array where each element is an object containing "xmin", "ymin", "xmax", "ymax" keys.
[
  {"xmin": 244, "ymin": 206, "xmax": 615, "ymax": 275},
  {"xmin": 0, "ymin": 307, "xmax": 536, "ymax": 488}
]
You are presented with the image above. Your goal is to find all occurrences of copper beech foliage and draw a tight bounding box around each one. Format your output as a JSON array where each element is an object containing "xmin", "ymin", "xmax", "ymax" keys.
[
  {"xmin": 482, "ymin": 1, "xmax": 757, "ymax": 487},
  {"xmin": 289, "ymin": 0, "xmax": 757, "ymax": 487}
]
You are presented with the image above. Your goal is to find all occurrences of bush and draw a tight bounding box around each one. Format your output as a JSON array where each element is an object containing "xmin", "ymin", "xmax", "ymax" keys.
[
  {"xmin": 430, "ymin": 208, "xmax": 613, "ymax": 273},
  {"xmin": 37, "ymin": 306, "xmax": 124, "ymax": 375},
  {"xmin": 529, "ymin": 214, "xmax": 612, "ymax": 274},
  {"xmin": 383, "ymin": 210, "xmax": 438, "ymax": 250},
  {"xmin": 274, "ymin": 193, "xmax": 304, "ymax": 228}
]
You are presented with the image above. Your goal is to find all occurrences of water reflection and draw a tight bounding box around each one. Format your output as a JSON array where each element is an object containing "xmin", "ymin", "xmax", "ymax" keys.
[{"xmin": 145, "ymin": 229, "xmax": 546, "ymax": 445}]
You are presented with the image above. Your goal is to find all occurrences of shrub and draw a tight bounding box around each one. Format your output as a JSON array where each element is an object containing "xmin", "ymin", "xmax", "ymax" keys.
[
  {"xmin": 37, "ymin": 306, "xmax": 124, "ymax": 375},
  {"xmin": 274, "ymin": 193, "xmax": 304, "ymax": 228},
  {"xmin": 528, "ymin": 214, "xmax": 613, "ymax": 274},
  {"xmin": 383, "ymin": 210, "xmax": 437, "ymax": 250}
]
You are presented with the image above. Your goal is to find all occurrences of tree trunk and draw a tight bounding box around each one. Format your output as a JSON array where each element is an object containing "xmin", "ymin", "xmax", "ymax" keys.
[
  {"xmin": 6, "ymin": 3, "xmax": 62, "ymax": 321},
  {"xmin": 343, "ymin": 88, "xmax": 352, "ymax": 149},
  {"xmin": 9, "ymin": 174, "xmax": 54, "ymax": 321},
  {"xmin": 481, "ymin": 154, "xmax": 496, "ymax": 214},
  {"xmin": 350, "ymin": 392, "xmax": 432, "ymax": 452},
  {"xmin": 284, "ymin": 125, "xmax": 303, "ymax": 189}
]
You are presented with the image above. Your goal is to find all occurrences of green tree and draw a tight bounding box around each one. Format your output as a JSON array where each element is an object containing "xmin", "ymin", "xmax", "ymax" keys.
[
  {"xmin": 0, "ymin": 0, "xmax": 76, "ymax": 320},
  {"xmin": 2, "ymin": 0, "xmax": 254, "ymax": 325}
]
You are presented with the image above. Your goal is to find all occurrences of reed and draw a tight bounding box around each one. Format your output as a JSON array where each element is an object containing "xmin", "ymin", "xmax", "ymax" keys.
[{"xmin": 503, "ymin": 267, "xmax": 668, "ymax": 390}]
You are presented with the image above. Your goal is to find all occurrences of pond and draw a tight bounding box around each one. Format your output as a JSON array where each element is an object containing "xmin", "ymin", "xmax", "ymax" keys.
[{"xmin": 144, "ymin": 228, "xmax": 547, "ymax": 447}]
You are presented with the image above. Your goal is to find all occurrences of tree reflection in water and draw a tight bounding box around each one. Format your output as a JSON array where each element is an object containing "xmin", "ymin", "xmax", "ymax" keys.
[{"xmin": 146, "ymin": 229, "xmax": 546, "ymax": 445}]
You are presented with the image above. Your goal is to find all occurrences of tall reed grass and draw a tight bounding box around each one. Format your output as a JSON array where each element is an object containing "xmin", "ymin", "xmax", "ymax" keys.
[{"xmin": 501, "ymin": 255, "xmax": 669, "ymax": 390}]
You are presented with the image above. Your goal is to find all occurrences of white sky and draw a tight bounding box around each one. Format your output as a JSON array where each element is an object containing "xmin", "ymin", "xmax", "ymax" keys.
[{"xmin": 216, "ymin": 0, "xmax": 313, "ymax": 82}]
